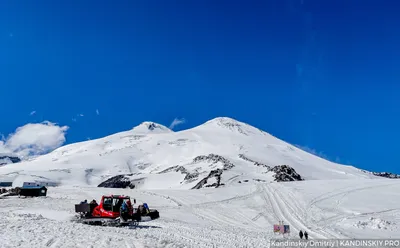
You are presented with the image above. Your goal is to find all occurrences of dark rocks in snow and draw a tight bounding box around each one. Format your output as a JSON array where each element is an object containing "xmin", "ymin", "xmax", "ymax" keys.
[
  {"xmin": 238, "ymin": 154, "xmax": 303, "ymax": 182},
  {"xmin": 158, "ymin": 165, "xmax": 180, "ymax": 174},
  {"xmin": 137, "ymin": 122, "xmax": 170, "ymax": 132},
  {"xmin": 175, "ymin": 166, "xmax": 187, "ymax": 174},
  {"xmin": 158, "ymin": 165, "xmax": 189, "ymax": 175},
  {"xmin": 238, "ymin": 154, "xmax": 271, "ymax": 169},
  {"xmin": 269, "ymin": 165, "xmax": 304, "ymax": 182},
  {"xmin": 221, "ymin": 122, "xmax": 248, "ymax": 135},
  {"xmin": 158, "ymin": 165, "xmax": 199, "ymax": 182},
  {"xmin": 184, "ymin": 171, "xmax": 200, "ymax": 181},
  {"xmin": 361, "ymin": 170, "xmax": 400, "ymax": 179},
  {"xmin": 98, "ymin": 174, "xmax": 137, "ymax": 189},
  {"xmin": 0, "ymin": 187, "xmax": 20, "ymax": 196},
  {"xmin": 372, "ymin": 172, "xmax": 400, "ymax": 179},
  {"xmin": 253, "ymin": 179, "xmax": 266, "ymax": 182},
  {"xmin": 192, "ymin": 154, "xmax": 235, "ymax": 170},
  {"xmin": 205, "ymin": 182, "xmax": 225, "ymax": 188},
  {"xmin": 213, "ymin": 118, "xmax": 249, "ymax": 135},
  {"xmin": 147, "ymin": 123, "xmax": 157, "ymax": 130},
  {"xmin": 0, "ymin": 155, "xmax": 21, "ymax": 166},
  {"xmin": 191, "ymin": 169, "xmax": 223, "ymax": 189},
  {"xmin": 169, "ymin": 165, "xmax": 199, "ymax": 182}
]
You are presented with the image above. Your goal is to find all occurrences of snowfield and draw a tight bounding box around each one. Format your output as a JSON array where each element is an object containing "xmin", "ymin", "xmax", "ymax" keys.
[
  {"xmin": 1, "ymin": 179, "xmax": 400, "ymax": 248},
  {"xmin": 0, "ymin": 117, "xmax": 399, "ymax": 247}
]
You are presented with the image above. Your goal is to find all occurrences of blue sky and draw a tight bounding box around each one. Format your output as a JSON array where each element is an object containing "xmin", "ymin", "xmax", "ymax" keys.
[{"xmin": 1, "ymin": 0, "xmax": 399, "ymax": 173}]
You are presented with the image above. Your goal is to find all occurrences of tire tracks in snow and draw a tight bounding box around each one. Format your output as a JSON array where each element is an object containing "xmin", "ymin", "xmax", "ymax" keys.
[
  {"xmin": 143, "ymin": 217, "xmax": 268, "ymax": 248},
  {"xmin": 317, "ymin": 208, "xmax": 400, "ymax": 226},
  {"xmin": 308, "ymin": 182, "xmax": 400, "ymax": 208},
  {"xmin": 141, "ymin": 185, "xmax": 261, "ymax": 209},
  {"xmin": 261, "ymin": 183, "xmax": 332, "ymax": 239},
  {"xmin": 306, "ymin": 181, "xmax": 400, "ymax": 237},
  {"xmin": 44, "ymin": 237, "xmax": 58, "ymax": 247},
  {"xmin": 142, "ymin": 187, "xmax": 266, "ymax": 231},
  {"xmin": 272, "ymin": 185, "xmax": 344, "ymax": 239}
]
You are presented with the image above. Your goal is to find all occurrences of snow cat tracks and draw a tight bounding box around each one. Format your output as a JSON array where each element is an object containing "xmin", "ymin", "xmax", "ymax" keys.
[
  {"xmin": 73, "ymin": 194, "xmax": 160, "ymax": 228},
  {"xmin": 73, "ymin": 216, "xmax": 140, "ymax": 227}
]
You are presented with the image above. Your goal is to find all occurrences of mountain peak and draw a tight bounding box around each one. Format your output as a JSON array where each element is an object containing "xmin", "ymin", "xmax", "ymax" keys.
[
  {"xmin": 209, "ymin": 116, "xmax": 239, "ymax": 122},
  {"xmin": 205, "ymin": 117, "xmax": 243, "ymax": 126},
  {"xmin": 132, "ymin": 121, "xmax": 172, "ymax": 134},
  {"xmin": 202, "ymin": 117, "xmax": 258, "ymax": 136}
]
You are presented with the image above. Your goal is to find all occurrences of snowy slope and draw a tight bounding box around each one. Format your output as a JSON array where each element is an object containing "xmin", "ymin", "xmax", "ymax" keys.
[
  {"xmin": 1, "ymin": 179, "xmax": 399, "ymax": 247},
  {"xmin": 0, "ymin": 117, "xmax": 380, "ymax": 188}
]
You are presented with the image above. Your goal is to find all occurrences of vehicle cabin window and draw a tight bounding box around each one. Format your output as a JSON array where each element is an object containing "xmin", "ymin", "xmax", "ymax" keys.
[
  {"xmin": 103, "ymin": 197, "xmax": 112, "ymax": 211},
  {"xmin": 112, "ymin": 198, "xmax": 124, "ymax": 211}
]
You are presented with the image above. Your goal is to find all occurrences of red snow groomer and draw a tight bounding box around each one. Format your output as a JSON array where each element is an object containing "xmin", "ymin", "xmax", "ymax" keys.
[{"xmin": 74, "ymin": 194, "xmax": 159, "ymax": 227}]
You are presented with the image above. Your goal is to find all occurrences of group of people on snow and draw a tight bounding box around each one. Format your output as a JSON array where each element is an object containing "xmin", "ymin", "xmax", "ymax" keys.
[
  {"xmin": 120, "ymin": 199, "xmax": 134, "ymax": 220},
  {"xmin": 299, "ymin": 230, "xmax": 308, "ymax": 239},
  {"xmin": 79, "ymin": 199, "xmax": 98, "ymax": 207}
]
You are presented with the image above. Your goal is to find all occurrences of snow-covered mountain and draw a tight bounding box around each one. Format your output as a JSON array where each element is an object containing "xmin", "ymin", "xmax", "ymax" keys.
[
  {"xmin": 0, "ymin": 117, "xmax": 381, "ymax": 188},
  {"xmin": 1, "ymin": 117, "xmax": 400, "ymax": 247}
]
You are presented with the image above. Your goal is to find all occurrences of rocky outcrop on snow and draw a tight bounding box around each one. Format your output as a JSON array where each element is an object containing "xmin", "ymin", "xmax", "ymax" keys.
[
  {"xmin": 372, "ymin": 172, "xmax": 400, "ymax": 179},
  {"xmin": 192, "ymin": 154, "xmax": 235, "ymax": 170},
  {"xmin": 147, "ymin": 123, "xmax": 158, "ymax": 131},
  {"xmin": 0, "ymin": 187, "xmax": 20, "ymax": 196},
  {"xmin": 269, "ymin": 165, "xmax": 303, "ymax": 182},
  {"xmin": 238, "ymin": 154, "xmax": 270, "ymax": 168},
  {"xmin": 107, "ymin": 154, "xmax": 302, "ymax": 189},
  {"xmin": 158, "ymin": 165, "xmax": 184, "ymax": 174},
  {"xmin": 0, "ymin": 154, "xmax": 21, "ymax": 166},
  {"xmin": 158, "ymin": 165, "xmax": 200, "ymax": 183},
  {"xmin": 191, "ymin": 169, "xmax": 224, "ymax": 189},
  {"xmin": 355, "ymin": 217, "xmax": 395, "ymax": 230},
  {"xmin": 157, "ymin": 154, "xmax": 235, "ymax": 188},
  {"xmin": 132, "ymin": 121, "xmax": 172, "ymax": 134},
  {"xmin": 237, "ymin": 155, "xmax": 303, "ymax": 182},
  {"xmin": 97, "ymin": 174, "xmax": 144, "ymax": 189},
  {"xmin": 361, "ymin": 170, "xmax": 400, "ymax": 179}
]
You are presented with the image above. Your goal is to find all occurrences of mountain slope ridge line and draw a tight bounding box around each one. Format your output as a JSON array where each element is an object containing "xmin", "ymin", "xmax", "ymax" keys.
[{"xmin": 0, "ymin": 116, "xmax": 388, "ymax": 189}]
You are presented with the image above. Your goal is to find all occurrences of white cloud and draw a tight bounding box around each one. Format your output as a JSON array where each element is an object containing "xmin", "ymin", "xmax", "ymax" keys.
[
  {"xmin": 0, "ymin": 140, "xmax": 11, "ymax": 154},
  {"xmin": 96, "ymin": 109, "xmax": 100, "ymax": 115},
  {"xmin": 169, "ymin": 118, "xmax": 186, "ymax": 130},
  {"xmin": 78, "ymin": 114, "xmax": 84, "ymax": 117},
  {"xmin": 0, "ymin": 121, "xmax": 69, "ymax": 158},
  {"xmin": 29, "ymin": 110, "xmax": 36, "ymax": 116}
]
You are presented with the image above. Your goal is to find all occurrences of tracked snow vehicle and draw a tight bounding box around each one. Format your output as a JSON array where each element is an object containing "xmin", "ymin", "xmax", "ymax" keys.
[{"xmin": 73, "ymin": 194, "xmax": 159, "ymax": 227}]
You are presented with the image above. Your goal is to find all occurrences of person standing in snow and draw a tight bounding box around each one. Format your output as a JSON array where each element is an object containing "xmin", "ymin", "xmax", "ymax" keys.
[
  {"xmin": 90, "ymin": 199, "xmax": 98, "ymax": 206},
  {"xmin": 126, "ymin": 199, "xmax": 133, "ymax": 216},
  {"xmin": 299, "ymin": 230, "xmax": 303, "ymax": 239},
  {"xmin": 120, "ymin": 200, "xmax": 129, "ymax": 221},
  {"xmin": 304, "ymin": 231, "xmax": 308, "ymax": 240}
]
